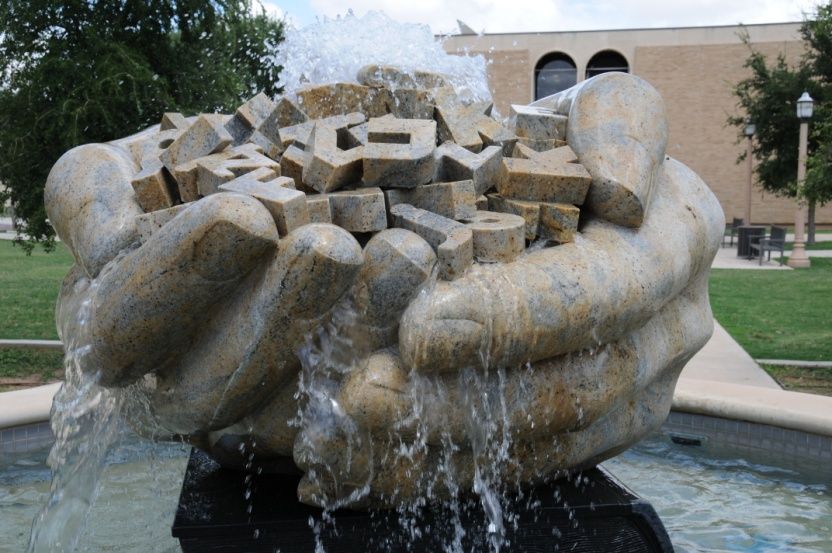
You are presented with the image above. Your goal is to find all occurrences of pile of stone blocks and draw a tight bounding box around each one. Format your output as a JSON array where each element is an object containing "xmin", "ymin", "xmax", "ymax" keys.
[{"xmin": 130, "ymin": 65, "xmax": 592, "ymax": 280}]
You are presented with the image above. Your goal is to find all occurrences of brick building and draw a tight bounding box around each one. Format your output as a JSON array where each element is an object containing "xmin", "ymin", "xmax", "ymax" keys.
[{"xmin": 443, "ymin": 22, "xmax": 832, "ymax": 225}]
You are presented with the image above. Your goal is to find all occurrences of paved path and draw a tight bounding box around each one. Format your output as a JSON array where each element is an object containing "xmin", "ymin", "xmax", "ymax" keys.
[{"xmin": 680, "ymin": 320, "xmax": 780, "ymax": 389}]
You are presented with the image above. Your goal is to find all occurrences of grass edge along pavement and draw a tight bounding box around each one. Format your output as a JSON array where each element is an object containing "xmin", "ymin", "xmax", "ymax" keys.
[{"xmin": 709, "ymin": 257, "xmax": 832, "ymax": 364}]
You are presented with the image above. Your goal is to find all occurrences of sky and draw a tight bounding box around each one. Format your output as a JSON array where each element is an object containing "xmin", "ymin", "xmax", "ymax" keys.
[{"xmin": 257, "ymin": 0, "xmax": 819, "ymax": 34}]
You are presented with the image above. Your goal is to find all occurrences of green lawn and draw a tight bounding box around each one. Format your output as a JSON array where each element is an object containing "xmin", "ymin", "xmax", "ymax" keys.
[
  {"xmin": 0, "ymin": 240, "xmax": 73, "ymax": 384},
  {"xmin": 709, "ymin": 257, "xmax": 832, "ymax": 361},
  {"xmin": 0, "ymin": 240, "xmax": 73, "ymax": 339}
]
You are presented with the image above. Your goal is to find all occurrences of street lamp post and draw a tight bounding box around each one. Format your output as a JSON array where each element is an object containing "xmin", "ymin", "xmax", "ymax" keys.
[
  {"xmin": 788, "ymin": 92, "xmax": 813, "ymax": 269},
  {"xmin": 744, "ymin": 118, "xmax": 756, "ymax": 225}
]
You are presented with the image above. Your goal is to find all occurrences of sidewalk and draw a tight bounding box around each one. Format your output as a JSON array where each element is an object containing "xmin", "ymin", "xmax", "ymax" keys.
[{"xmin": 674, "ymin": 318, "xmax": 832, "ymax": 438}]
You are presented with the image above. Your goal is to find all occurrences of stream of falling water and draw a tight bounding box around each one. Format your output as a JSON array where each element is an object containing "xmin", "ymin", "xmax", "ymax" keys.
[{"xmin": 26, "ymin": 11, "xmax": 531, "ymax": 552}]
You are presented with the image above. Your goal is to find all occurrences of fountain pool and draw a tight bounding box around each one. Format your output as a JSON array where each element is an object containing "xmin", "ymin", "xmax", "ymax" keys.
[{"xmin": 2, "ymin": 431, "xmax": 830, "ymax": 552}]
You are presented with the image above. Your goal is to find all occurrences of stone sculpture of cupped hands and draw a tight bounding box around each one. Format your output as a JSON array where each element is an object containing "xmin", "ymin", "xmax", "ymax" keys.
[{"xmin": 45, "ymin": 73, "xmax": 724, "ymax": 509}]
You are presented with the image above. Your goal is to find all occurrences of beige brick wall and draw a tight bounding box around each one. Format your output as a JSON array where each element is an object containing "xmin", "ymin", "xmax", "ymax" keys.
[
  {"xmin": 467, "ymin": 49, "xmax": 532, "ymax": 117},
  {"xmin": 635, "ymin": 42, "xmax": 832, "ymax": 225},
  {"xmin": 470, "ymin": 38, "xmax": 832, "ymax": 225}
]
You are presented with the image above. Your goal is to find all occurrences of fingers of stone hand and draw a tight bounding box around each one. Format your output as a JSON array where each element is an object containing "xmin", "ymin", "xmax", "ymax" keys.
[
  {"xmin": 299, "ymin": 357, "xmax": 683, "ymax": 508},
  {"xmin": 349, "ymin": 229, "xmax": 436, "ymax": 351},
  {"xmin": 147, "ymin": 224, "xmax": 363, "ymax": 435},
  {"xmin": 44, "ymin": 144, "xmax": 143, "ymax": 278},
  {"xmin": 83, "ymin": 192, "xmax": 278, "ymax": 387},
  {"xmin": 336, "ymin": 274, "xmax": 710, "ymax": 451},
  {"xmin": 399, "ymin": 157, "xmax": 723, "ymax": 373}
]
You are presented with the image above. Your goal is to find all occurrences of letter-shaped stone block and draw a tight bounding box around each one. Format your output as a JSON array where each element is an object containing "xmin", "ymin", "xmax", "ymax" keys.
[
  {"xmin": 195, "ymin": 144, "xmax": 280, "ymax": 195},
  {"xmin": 219, "ymin": 177, "xmax": 308, "ymax": 237},
  {"xmin": 306, "ymin": 195, "xmax": 332, "ymax": 224},
  {"xmin": 273, "ymin": 97, "xmax": 308, "ymax": 127},
  {"xmin": 477, "ymin": 117, "xmax": 517, "ymax": 157},
  {"xmin": 508, "ymin": 104, "xmax": 568, "ymax": 141},
  {"xmin": 391, "ymin": 89, "xmax": 435, "ymax": 119},
  {"xmin": 434, "ymin": 142, "xmax": 502, "ymax": 195},
  {"xmin": 327, "ymin": 188, "xmax": 387, "ymax": 233},
  {"xmin": 363, "ymin": 117, "xmax": 436, "ymax": 188},
  {"xmin": 160, "ymin": 114, "xmax": 232, "ymax": 174},
  {"xmin": 486, "ymin": 194, "xmax": 541, "ymax": 240},
  {"xmin": 498, "ymin": 154, "xmax": 591, "ymax": 205},
  {"xmin": 538, "ymin": 202, "xmax": 580, "ymax": 243},
  {"xmin": 131, "ymin": 158, "xmax": 176, "ymax": 212},
  {"xmin": 435, "ymin": 102, "xmax": 496, "ymax": 152},
  {"xmin": 516, "ymin": 137, "xmax": 567, "ymax": 152},
  {"xmin": 280, "ymin": 145, "xmax": 309, "ymax": 189},
  {"xmin": 279, "ymin": 112, "xmax": 364, "ymax": 150},
  {"xmin": 384, "ymin": 180, "xmax": 476, "ymax": 221},
  {"xmin": 356, "ymin": 65, "xmax": 449, "ymax": 89},
  {"xmin": 390, "ymin": 203, "xmax": 472, "ymax": 280},
  {"xmin": 135, "ymin": 203, "xmax": 189, "ymax": 243},
  {"xmin": 304, "ymin": 122, "xmax": 365, "ymax": 192},
  {"xmin": 296, "ymin": 83, "xmax": 393, "ymax": 119},
  {"xmin": 461, "ymin": 210, "xmax": 526, "ymax": 263},
  {"xmin": 160, "ymin": 112, "xmax": 189, "ymax": 131},
  {"xmin": 225, "ymin": 92, "xmax": 275, "ymax": 144}
]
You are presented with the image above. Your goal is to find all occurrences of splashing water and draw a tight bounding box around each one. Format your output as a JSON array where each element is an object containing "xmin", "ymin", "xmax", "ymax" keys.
[{"xmin": 270, "ymin": 10, "xmax": 491, "ymax": 105}]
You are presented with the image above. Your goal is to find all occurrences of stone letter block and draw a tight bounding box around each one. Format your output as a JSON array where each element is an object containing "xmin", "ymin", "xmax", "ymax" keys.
[
  {"xmin": 135, "ymin": 203, "xmax": 189, "ymax": 243},
  {"xmin": 304, "ymin": 122, "xmax": 364, "ymax": 192},
  {"xmin": 537, "ymin": 145, "xmax": 579, "ymax": 165},
  {"xmin": 296, "ymin": 82, "xmax": 393, "ymax": 119},
  {"xmin": 281, "ymin": 145, "xmax": 309, "ymax": 189},
  {"xmin": 498, "ymin": 156, "xmax": 591, "ymax": 205},
  {"xmin": 219, "ymin": 177, "xmax": 309, "ymax": 237},
  {"xmin": 390, "ymin": 203, "xmax": 473, "ymax": 280},
  {"xmin": 195, "ymin": 144, "xmax": 281, "ymax": 195},
  {"xmin": 508, "ymin": 104, "xmax": 567, "ymax": 141},
  {"xmin": 306, "ymin": 195, "xmax": 332, "ymax": 224},
  {"xmin": 384, "ymin": 180, "xmax": 476, "ymax": 221},
  {"xmin": 160, "ymin": 114, "xmax": 232, "ymax": 174},
  {"xmin": 327, "ymin": 188, "xmax": 387, "ymax": 233},
  {"xmin": 272, "ymin": 97, "xmax": 308, "ymax": 127},
  {"xmin": 487, "ymin": 194, "xmax": 541, "ymax": 240},
  {"xmin": 131, "ymin": 158, "xmax": 176, "ymax": 212},
  {"xmin": 435, "ymin": 102, "xmax": 496, "ymax": 152},
  {"xmin": 538, "ymin": 203, "xmax": 580, "ymax": 243},
  {"xmin": 363, "ymin": 117, "xmax": 436, "ymax": 188},
  {"xmin": 461, "ymin": 210, "xmax": 526, "ymax": 263},
  {"xmin": 356, "ymin": 65, "xmax": 449, "ymax": 90},
  {"xmin": 279, "ymin": 112, "xmax": 365, "ymax": 150},
  {"xmin": 225, "ymin": 92, "xmax": 275, "ymax": 144},
  {"xmin": 434, "ymin": 142, "xmax": 502, "ymax": 195},
  {"xmin": 160, "ymin": 112, "xmax": 189, "ymax": 131}
]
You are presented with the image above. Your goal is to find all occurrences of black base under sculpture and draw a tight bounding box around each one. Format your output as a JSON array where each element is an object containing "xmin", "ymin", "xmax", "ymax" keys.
[{"xmin": 172, "ymin": 448, "xmax": 674, "ymax": 552}]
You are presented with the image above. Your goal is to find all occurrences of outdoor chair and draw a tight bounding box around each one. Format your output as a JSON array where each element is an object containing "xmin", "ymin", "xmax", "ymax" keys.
[
  {"xmin": 749, "ymin": 225, "xmax": 787, "ymax": 265},
  {"xmin": 722, "ymin": 217, "xmax": 744, "ymax": 247}
]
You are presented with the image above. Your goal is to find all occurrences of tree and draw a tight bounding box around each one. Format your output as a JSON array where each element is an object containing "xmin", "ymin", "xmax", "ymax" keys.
[
  {"xmin": 730, "ymin": 6, "xmax": 832, "ymax": 244},
  {"xmin": 0, "ymin": 0, "xmax": 284, "ymax": 251}
]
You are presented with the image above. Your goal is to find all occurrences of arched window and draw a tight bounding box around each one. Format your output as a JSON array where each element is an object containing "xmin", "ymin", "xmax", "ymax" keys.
[
  {"xmin": 585, "ymin": 50, "xmax": 629, "ymax": 79},
  {"xmin": 534, "ymin": 52, "xmax": 577, "ymax": 100}
]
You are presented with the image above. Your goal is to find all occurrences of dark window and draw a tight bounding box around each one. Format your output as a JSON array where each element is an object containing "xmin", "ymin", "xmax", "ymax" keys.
[
  {"xmin": 585, "ymin": 50, "xmax": 629, "ymax": 79},
  {"xmin": 534, "ymin": 52, "xmax": 577, "ymax": 100}
]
